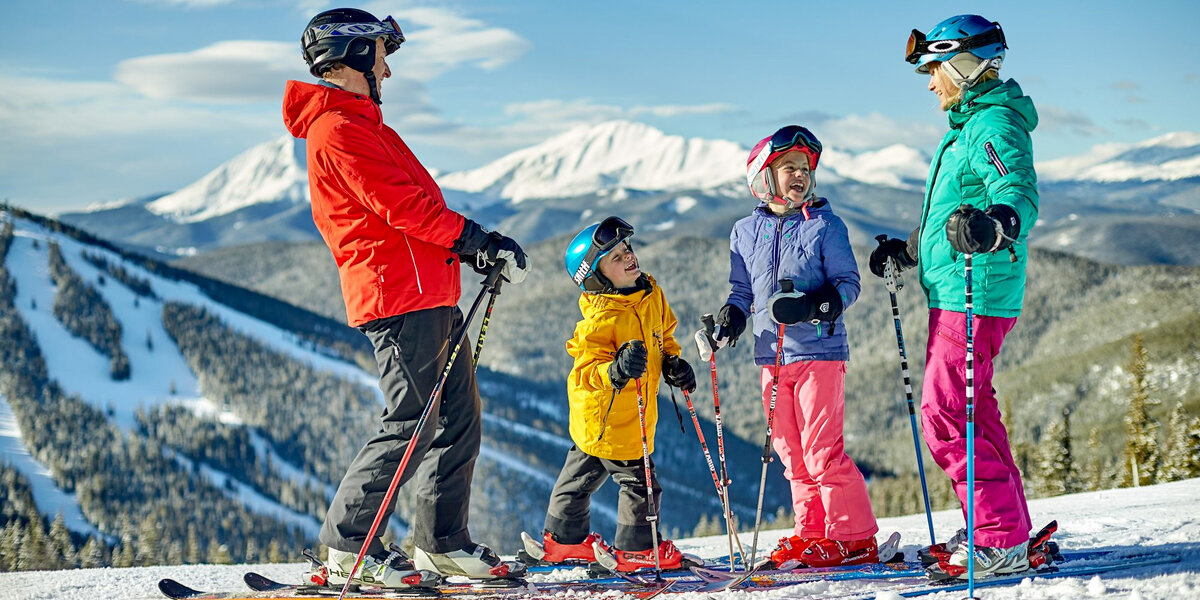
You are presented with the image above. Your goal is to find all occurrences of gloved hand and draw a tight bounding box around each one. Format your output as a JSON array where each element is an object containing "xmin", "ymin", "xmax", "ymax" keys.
[
  {"xmin": 662, "ymin": 354, "xmax": 696, "ymax": 393},
  {"xmin": 869, "ymin": 228, "xmax": 919, "ymax": 278},
  {"xmin": 714, "ymin": 303, "xmax": 747, "ymax": 347},
  {"xmin": 767, "ymin": 282, "xmax": 843, "ymax": 324},
  {"xmin": 608, "ymin": 340, "xmax": 648, "ymax": 390},
  {"xmin": 452, "ymin": 219, "xmax": 530, "ymax": 284},
  {"xmin": 945, "ymin": 204, "xmax": 1020, "ymax": 254}
]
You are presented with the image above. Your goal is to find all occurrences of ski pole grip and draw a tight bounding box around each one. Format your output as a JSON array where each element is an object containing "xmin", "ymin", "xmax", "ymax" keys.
[
  {"xmin": 483, "ymin": 259, "xmax": 506, "ymax": 292},
  {"xmin": 875, "ymin": 233, "xmax": 889, "ymax": 245},
  {"xmin": 701, "ymin": 313, "xmax": 715, "ymax": 335}
]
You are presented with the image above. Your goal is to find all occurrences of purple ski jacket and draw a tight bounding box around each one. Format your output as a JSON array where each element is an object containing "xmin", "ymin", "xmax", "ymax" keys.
[{"xmin": 725, "ymin": 200, "xmax": 860, "ymax": 365}]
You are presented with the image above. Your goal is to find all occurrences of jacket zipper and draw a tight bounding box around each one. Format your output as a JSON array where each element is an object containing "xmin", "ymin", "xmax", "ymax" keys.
[{"xmin": 402, "ymin": 234, "xmax": 423, "ymax": 294}]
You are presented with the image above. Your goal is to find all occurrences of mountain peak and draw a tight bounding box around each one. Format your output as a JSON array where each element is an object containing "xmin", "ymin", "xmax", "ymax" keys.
[
  {"xmin": 1038, "ymin": 130, "xmax": 1200, "ymax": 182},
  {"xmin": 146, "ymin": 135, "xmax": 309, "ymax": 223},
  {"xmin": 437, "ymin": 121, "xmax": 746, "ymax": 202}
]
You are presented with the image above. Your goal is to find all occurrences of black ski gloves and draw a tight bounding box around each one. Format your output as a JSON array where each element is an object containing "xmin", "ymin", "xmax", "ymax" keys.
[
  {"xmin": 767, "ymin": 282, "xmax": 843, "ymax": 325},
  {"xmin": 662, "ymin": 354, "xmax": 696, "ymax": 393},
  {"xmin": 609, "ymin": 340, "xmax": 648, "ymax": 391},
  {"xmin": 714, "ymin": 303, "xmax": 747, "ymax": 346},
  {"xmin": 452, "ymin": 218, "xmax": 530, "ymax": 284},
  {"xmin": 945, "ymin": 204, "xmax": 1020, "ymax": 254},
  {"xmin": 869, "ymin": 228, "xmax": 920, "ymax": 278}
]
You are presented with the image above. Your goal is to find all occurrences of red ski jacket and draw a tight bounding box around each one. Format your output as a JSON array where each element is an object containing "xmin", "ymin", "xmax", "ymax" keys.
[{"xmin": 283, "ymin": 80, "xmax": 465, "ymax": 326}]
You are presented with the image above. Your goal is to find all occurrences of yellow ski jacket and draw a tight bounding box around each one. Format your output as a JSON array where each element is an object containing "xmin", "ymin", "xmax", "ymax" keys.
[{"xmin": 566, "ymin": 275, "xmax": 682, "ymax": 460}]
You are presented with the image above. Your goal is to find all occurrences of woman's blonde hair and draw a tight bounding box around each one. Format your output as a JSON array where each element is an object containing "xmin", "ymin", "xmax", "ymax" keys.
[{"xmin": 931, "ymin": 62, "xmax": 998, "ymax": 109}]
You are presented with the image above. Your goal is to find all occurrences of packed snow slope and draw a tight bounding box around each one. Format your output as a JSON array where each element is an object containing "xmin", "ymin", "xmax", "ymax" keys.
[{"xmin": 2, "ymin": 477, "xmax": 1196, "ymax": 600}]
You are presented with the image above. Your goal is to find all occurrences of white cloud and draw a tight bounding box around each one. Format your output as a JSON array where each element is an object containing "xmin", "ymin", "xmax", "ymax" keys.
[
  {"xmin": 115, "ymin": 41, "xmax": 306, "ymax": 103},
  {"xmin": 109, "ymin": 4, "xmax": 531, "ymax": 104},
  {"xmin": 1038, "ymin": 105, "xmax": 1109, "ymax": 137},
  {"xmin": 631, "ymin": 103, "xmax": 739, "ymax": 118},
  {"xmin": 799, "ymin": 112, "xmax": 944, "ymax": 151},
  {"xmin": 133, "ymin": 0, "xmax": 234, "ymax": 6}
]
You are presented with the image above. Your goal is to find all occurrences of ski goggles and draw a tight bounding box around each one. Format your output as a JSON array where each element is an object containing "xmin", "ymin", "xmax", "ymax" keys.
[
  {"xmin": 306, "ymin": 15, "xmax": 406, "ymax": 54},
  {"xmin": 592, "ymin": 216, "xmax": 635, "ymax": 255},
  {"xmin": 769, "ymin": 125, "xmax": 822, "ymax": 157},
  {"xmin": 905, "ymin": 24, "xmax": 1005, "ymax": 64}
]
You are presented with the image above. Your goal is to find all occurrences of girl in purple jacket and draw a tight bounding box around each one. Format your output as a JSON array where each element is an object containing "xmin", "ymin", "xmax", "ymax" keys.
[{"xmin": 709, "ymin": 125, "xmax": 879, "ymax": 568}]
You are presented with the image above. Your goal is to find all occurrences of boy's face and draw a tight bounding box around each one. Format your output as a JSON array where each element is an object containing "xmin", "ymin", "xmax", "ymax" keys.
[
  {"xmin": 597, "ymin": 241, "xmax": 640, "ymax": 289},
  {"xmin": 771, "ymin": 152, "xmax": 811, "ymax": 205}
]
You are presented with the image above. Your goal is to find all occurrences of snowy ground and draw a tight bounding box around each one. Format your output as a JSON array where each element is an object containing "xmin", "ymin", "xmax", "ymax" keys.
[{"xmin": 2, "ymin": 478, "xmax": 1196, "ymax": 600}]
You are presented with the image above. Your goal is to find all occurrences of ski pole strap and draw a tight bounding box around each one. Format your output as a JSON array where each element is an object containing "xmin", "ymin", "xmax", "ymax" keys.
[{"xmin": 669, "ymin": 386, "xmax": 685, "ymax": 434}]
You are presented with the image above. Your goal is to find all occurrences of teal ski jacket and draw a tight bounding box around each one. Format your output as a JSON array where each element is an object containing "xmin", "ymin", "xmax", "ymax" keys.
[{"xmin": 917, "ymin": 78, "xmax": 1039, "ymax": 317}]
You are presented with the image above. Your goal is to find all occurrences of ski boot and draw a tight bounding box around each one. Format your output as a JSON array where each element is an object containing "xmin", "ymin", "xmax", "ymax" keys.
[
  {"xmin": 797, "ymin": 536, "xmax": 879, "ymax": 568},
  {"xmin": 518, "ymin": 531, "xmax": 610, "ymax": 565},
  {"xmin": 323, "ymin": 544, "xmax": 443, "ymax": 589},
  {"xmin": 593, "ymin": 539, "xmax": 701, "ymax": 573},
  {"xmin": 918, "ymin": 528, "xmax": 966, "ymax": 566},
  {"xmin": 767, "ymin": 535, "xmax": 819, "ymax": 569},
  {"xmin": 413, "ymin": 542, "xmax": 527, "ymax": 584}
]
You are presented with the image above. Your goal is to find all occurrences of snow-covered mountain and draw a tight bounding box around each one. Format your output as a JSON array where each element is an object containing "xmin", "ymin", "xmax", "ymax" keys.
[
  {"xmin": 437, "ymin": 121, "xmax": 748, "ymax": 201},
  {"xmin": 58, "ymin": 122, "xmax": 1200, "ymax": 264},
  {"xmin": 144, "ymin": 136, "xmax": 309, "ymax": 224},
  {"xmin": 1039, "ymin": 132, "xmax": 1200, "ymax": 183}
]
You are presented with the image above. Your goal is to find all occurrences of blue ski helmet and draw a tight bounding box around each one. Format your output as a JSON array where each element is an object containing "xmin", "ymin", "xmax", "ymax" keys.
[
  {"xmin": 906, "ymin": 15, "xmax": 1006, "ymax": 75},
  {"xmin": 564, "ymin": 216, "xmax": 634, "ymax": 293}
]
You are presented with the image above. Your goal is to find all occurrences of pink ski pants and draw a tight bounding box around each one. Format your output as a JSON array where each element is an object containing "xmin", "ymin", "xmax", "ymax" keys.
[
  {"xmin": 761, "ymin": 360, "xmax": 879, "ymax": 540},
  {"xmin": 922, "ymin": 308, "xmax": 1031, "ymax": 548}
]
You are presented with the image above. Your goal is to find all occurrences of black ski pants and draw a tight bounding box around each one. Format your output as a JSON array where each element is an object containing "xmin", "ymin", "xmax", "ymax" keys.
[
  {"xmin": 320, "ymin": 305, "xmax": 481, "ymax": 555},
  {"xmin": 543, "ymin": 445, "xmax": 662, "ymax": 551}
]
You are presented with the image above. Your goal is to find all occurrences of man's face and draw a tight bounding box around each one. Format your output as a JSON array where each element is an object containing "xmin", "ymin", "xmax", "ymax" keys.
[{"xmin": 372, "ymin": 37, "xmax": 391, "ymax": 97}]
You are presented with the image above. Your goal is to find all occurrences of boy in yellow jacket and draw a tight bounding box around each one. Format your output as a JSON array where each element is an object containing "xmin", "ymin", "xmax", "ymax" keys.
[{"xmin": 522, "ymin": 217, "xmax": 697, "ymax": 572}]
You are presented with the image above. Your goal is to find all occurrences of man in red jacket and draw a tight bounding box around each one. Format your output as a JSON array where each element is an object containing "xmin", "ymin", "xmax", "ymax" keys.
[{"xmin": 283, "ymin": 8, "xmax": 529, "ymax": 587}]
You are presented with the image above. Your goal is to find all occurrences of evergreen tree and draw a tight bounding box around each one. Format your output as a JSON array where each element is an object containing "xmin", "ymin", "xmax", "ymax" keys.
[
  {"xmin": 1121, "ymin": 335, "xmax": 1160, "ymax": 487},
  {"xmin": 207, "ymin": 543, "xmax": 233, "ymax": 565},
  {"xmin": 185, "ymin": 523, "xmax": 203, "ymax": 564},
  {"xmin": 137, "ymin": 513, "xmax": 162, "ymax": 566},
  {"xmin": 1160, "ymin": 401, "xmax": 1200, "ymax": 481},
  {"xmin": 79, "ymin": 536, "xmax": 107, "ymax": 568},
  {"xmin": 1036, "ymin": 408, "xmax": 1081, "ymax": 497},
  {"xmin": 48, "ymin": 513, "xmax": 77, "ymax": 569},
  {"xmin": 267, "ymin": 539, "xmax": 285, "ymax": 563},
  {"xmin": 1082, "ymin": 427, "xmax": 1108, "ymax": 492}
]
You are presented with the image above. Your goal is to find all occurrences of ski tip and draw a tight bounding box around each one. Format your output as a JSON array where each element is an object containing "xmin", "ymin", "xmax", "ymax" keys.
[
  {"xmin": 243, "ymin": 572, "xmax": 290, "ymax": 592},
  {"xmin": 157, "ymin": 578, "xmax": 205, "ymax": 599}
]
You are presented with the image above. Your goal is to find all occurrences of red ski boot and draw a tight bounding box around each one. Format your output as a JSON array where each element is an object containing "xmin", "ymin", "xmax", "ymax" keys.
[
  {"xmin": 769, "ymin": 535, "xmax": 819, "ymax": 568},
  {"xmin": 798, "ymin": 536, "xmax": 878, "ymax": 568},
  {"xmin": 609, "ymin": 540, "xmax": 685, "ymax": 572}
]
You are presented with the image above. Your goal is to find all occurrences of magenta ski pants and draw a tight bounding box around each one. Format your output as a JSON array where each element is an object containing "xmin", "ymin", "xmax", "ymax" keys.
[
  {"xmin": 922, "ymin": 308, "xmax": 1031, "ymax": 548},
  {"xmin": 761, "ymin": 360, "xmax": 878, "ymax": 540}
]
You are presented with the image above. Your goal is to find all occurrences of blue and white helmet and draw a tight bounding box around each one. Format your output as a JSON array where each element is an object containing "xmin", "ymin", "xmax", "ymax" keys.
[
  {"xmin": 564, "ymin": 217, "xmax": 634, "ymax": 293},
  {"xmin": 906, "ymin": 15, "xmax": 1006, "ymax": 88}
]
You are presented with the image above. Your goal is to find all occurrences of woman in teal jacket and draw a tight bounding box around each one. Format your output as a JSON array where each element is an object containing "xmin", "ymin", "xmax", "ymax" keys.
[{"xmin": 870, "ymin": 15, "xmax": 1038, "ymax": 577}]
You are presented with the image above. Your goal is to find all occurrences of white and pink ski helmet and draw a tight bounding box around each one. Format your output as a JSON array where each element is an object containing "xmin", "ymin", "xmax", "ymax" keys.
[{"xmin": 746, "ymin": 125, "xmax": 823, "ymax": 204}]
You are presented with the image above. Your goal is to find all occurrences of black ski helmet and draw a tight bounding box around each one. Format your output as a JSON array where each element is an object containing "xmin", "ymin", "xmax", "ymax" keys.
[{"xmin": 301, "ymin": 8, "xmax": 405, "ymax": 103}]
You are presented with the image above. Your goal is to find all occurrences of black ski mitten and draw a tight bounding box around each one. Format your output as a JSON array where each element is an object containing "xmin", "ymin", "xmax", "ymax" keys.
[
  {"xmin": 662, "ymin": 354, "xmax": 696, "ymax": 393},
  {"xmin": 869, "ymin": 228, "xmax": 920, "ymax": 278},
  {"xmin": 809, "ymin": 282, "xmax": 844, "ymax": 322},
  {"xmin": 608, "ymin": 340, "xmax": 648, "ymax": 390},
  {"xmin": 946, "ymin": 205, "xmax": 1020, "ymax": 254},
  {"xmin": 714, "ymin": 303, "xmax": 747, "ymax": 346}
]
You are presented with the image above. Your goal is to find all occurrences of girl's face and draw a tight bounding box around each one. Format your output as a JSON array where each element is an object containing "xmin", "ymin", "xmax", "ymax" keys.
[
  {"xmin": 597, "ymin": 241, "xmax": 641, "ymax": 289},
  {"xmin": 771, "ymin": 152, "xmax": 812, "ymax": 206}
]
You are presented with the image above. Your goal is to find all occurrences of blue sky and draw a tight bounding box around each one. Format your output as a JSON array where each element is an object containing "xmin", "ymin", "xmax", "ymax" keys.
[{"xmin": 3, "ymin": 0, "xmax": 1198, "ymax": 214}]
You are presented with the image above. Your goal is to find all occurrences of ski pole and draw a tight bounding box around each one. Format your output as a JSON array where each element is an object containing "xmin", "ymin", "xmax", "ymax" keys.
[
  {"xmin": 964, "ymin": 251, "xmax": 977, "ymax": 598},
  {"xmin": 700, "ymin": 313, "xmax": 745, "ymax": 570},
  {"xmin": 472, "ymin": 277, "xmax": 504, "ymax": 365},
  {"xmin": 875, "ymin": 235, "xmax": 936, "ymax": 547},
  {"xmin": 749, "ymin": 300, "xmax": 787, "ymax": 571},
  {"xmin": 337, "ymin": 261, "xmax": 506, "ymax": 600},
  {"xmin": 633, "ymin": 378, "xmax": 664, "ymax": 582}
]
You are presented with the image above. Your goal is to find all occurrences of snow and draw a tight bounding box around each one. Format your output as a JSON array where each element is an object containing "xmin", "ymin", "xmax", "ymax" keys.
[
  {"xmin": 1, "ymin": 478, "xmax": 1196, "ymax": 599},
  {"xmin": 1038, "ymin": 132, "xmax": 1200, "ymax": 182}
]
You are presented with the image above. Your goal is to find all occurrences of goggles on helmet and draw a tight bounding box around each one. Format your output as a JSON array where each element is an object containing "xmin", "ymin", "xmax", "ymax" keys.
[
  {"xmin": 905, "ymin": 23, "xmax": 1005, "ymax": 64},
  {"xmin": 769, "ymin": 125, "xmax": 822, "ymax": 158},
  {"xmin": 569, "ymin": 217, "xmax": 634, "ymax": 289},
  {"xmin": 304, "ymin": 15, "xmax": 406, "ymax": 54}
]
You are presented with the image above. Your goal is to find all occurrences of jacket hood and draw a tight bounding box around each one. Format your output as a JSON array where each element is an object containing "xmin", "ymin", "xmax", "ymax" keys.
[
  {"xmin": 949, "ymin": 78, "xmax": 1038, "ymax": 132},
  {"xmin": 282, "ymin": 80, "xmax": 378, "ymax": 139}
]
